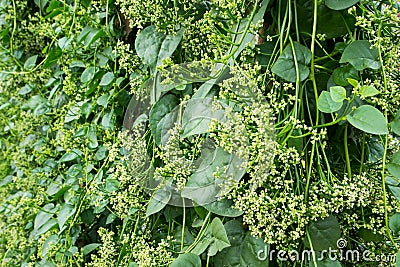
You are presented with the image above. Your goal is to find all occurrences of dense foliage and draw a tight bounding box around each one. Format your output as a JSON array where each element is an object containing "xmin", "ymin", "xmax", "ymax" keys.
[{"xmin": 1, "ymin": 0, "xmax": 400, "ymax": 266}]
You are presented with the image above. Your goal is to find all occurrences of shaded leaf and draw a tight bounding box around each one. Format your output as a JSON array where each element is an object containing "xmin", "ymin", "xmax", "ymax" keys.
[
  {"xmin": 271, "ymin": 42, "xmax": 312, "ymax": 82},
  {"xmin": 170, "ymin": 253, "xmax": 201, "ymax": 267},
  {"xmin": 305, "ymin": 214, "xmax": 341, "ymax": 251},
  {"xmin": 340, "ymin": 40, "xmax": 381, "ymax": 71}
]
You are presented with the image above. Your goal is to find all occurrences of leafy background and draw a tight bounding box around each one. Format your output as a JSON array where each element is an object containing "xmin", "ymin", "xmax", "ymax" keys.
[{"xmin": 1, "ymin": 0, "xmax": 400, "ymax": 266}]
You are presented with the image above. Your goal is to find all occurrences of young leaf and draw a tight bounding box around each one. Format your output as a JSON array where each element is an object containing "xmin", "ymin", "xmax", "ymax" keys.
[
  {"xmin": 329, "ymin": 86, "xmax": 346, "ymax": 102},
  {"xmin": 271, "ymin": 42, "xmax": 312, "ymax": 82},
  {"xmin": 359, "ymin": 85, "xmax": 379, "ymax": 97},
  {"xmin": 318, "ymin": 91, "xmax": 343, "ymax": 113},
  {"xmin": 346, "ymin": 105, "xmax": 388, "ymax": 135},
  {"xmin": 339, "ymin": 40, "xmax": 381, "ymax": 71},
  {"xmin": 170, "ymin": 253, "xmax": 201, "ymax": 267}
]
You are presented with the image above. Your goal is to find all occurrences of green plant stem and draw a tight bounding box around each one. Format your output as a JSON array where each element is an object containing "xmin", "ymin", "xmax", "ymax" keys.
[
  {"xmin": 375, "ymin": 20, "xmax": 398, "ymax": 251},
  {"xmin": 344, "ymin": 124, "xmax": 352, "ymax": 178},
  {"xmin": 181, "ymin": 198, "xmax": 186, "ymax": 251}
]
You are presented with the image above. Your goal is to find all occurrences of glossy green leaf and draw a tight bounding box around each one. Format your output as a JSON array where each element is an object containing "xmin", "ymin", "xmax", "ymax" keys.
[
  {"xmin": 325, "ymin": 0, "xmax": 359, "ymax": 10},
  {"xmin": 346, "ymin": 105, "xmax": 388, "ymax": 135},
  {"xmin": 329, "ymin": 86, "xmax": 346, "ymax": 102},
  {"xmin": 359, "ymin": 85, "xmax": 379, "ymax": 97},
  {"xmin": 305, "ymin": 214, "xmax": 341, "ymax": 251},
  {"xmin": 318, "ymin": 91, "xmax": 343, "ymax": 113},
  {"xmin": 271, "ymin": 42, "xmax": 312, "ymax": 82},
  {"xmin": 340, "ymin": 40, "xmax": 381, "ymax": 71},
  {"xmin": 170, "ymin": 253, "xmax": 201, "ymax": 267}
]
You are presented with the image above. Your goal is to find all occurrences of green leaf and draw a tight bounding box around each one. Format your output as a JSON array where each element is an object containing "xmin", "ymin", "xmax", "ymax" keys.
[
  {"xmin": 135, "ymin": 26, "xmax": 184, "ymax": 71},
  {"xmin": 146, "ymin": 189, "xmax": 171, "ymax": 216},
  {"xmin": 149, "ymin": 94, "xmax": 179, "ymax": 146},
  {"xmin": 329, "ymin": 86, "xmax": 346, "ymax": 102},
  {"xmin": 346, "ymin": 105, "xmax": 388, "ymax": 135},
  {"xmin": 58, "ymin": 204, "xmax": 75, "ymax": 231},
  {"xmin": 58, "ymin": 149, "xmax": 82, "ymax": 163},
  {"xmin": 389, "ymin": 213, "xmax": 400, "ymax": 236},
  {"xmin": 99, "ymin": 72, "xmax": 114, "ymax": 87},
  {"xmin": 105, "ymin": 178, "xmax": 119, "ymax": 193},
  {"xmin": 391, "ymin": 110, "xmax": 400, "ymax": 136},
  {"xmin": 325, "ymin": 0, "xmax": 359, "ymax": 10},
  {"xmin": 24, "ymin": 55, "xmax": 38, "ymax": 70},
  {"xmin": 202, "ymin": 198, "xmax": 243, "ymax": 217},
  {"xmin": 34, "ymin": 0, "xmax": 49, "ymax": 11},
  {"xmin": 347, "ymin": 78, "xmax": 359, "ymax": 88},
  {"xmin": 156, "ymin": 28, "xmax": 185, "ymax": 66},
  {"xmin": 340, "ymin": 40, "xmax": 381, "ymax": 71},
  {"xmin": 82, "ymin": 243, "xmax": 101, "ymax": 256},
  {"xmin": 388, "ymin": 151, "xmax": 400, "ymax": 179},
  {"xmin": 214, "ymin": 220, "xmax": 270, "ymax": 266},
  {"xmin": 181, "ymin": 143, "xmax": 245, "ymax": 205},
  {"xmin": 359, "ymin": 85, "xmax": 379, "ymax": 97},
  {"xmin": 101, "ymin": 109, "xmax": 115, "ymax": 130},
  {"xmin": 271, "ymin": 42, "xmax": 312, "ymax": 82},
  {"xmin": 332, "ymin": 64, "xmax": 359, "ymax": 86},
  {"xmin": 207, "ymin": 217, "xmax": 231, "ymax": 256},
  {"xmin": 318, "ymin": 91, "xmax": 343, "ymax": 113},
  {"xmin": 305, "ymin": 214, "xmax": 341, "ymax": 251},
  {"xmin": 81, "ymin": 67, "xmax": 96, "ymax": 84},
  {"xmin": 87, "ymin": 125, "xmax": 98, "ymax": 149},
  {"xmin": 181, "ymin": 90, "xmax": 225, "ymax": 138},
  {"xmin": 34, "ymin": 204, "xmax": 55, "ymax": 231},
  {"xmin": 170, "ymin": 253, "xmax": 201, "ymax": 267}
]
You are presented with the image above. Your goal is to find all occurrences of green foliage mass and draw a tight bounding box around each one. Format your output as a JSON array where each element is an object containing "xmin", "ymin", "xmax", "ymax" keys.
[{"xmin": 1, "ymin": 0, "xmax": 400, "ymax": 266}]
